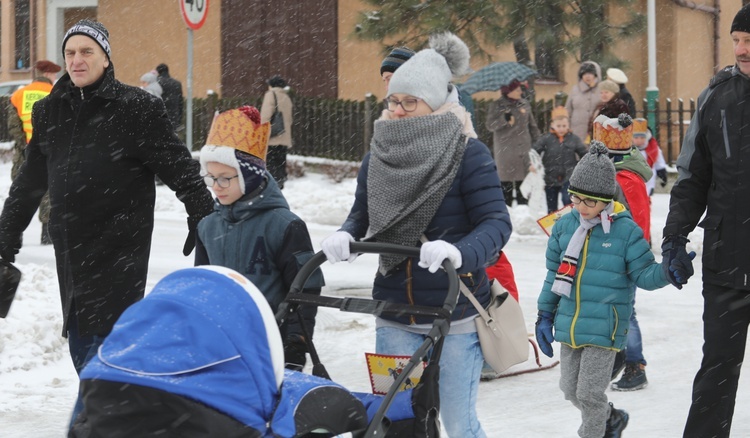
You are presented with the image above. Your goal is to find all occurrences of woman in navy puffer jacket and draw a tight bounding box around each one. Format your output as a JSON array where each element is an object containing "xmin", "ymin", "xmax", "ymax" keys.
[{"xmin": 321, "ymin": 33, "xmax": 511, "ymax": 438}]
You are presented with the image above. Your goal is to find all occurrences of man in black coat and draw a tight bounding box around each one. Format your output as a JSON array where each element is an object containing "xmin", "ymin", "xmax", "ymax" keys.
[
  {"xmin": 155, "ymin": 63, "xmax": 184, "ymax": 132},
  {"xmin": 663, "ymin": 6, "xmax": 750, "ymax": 437},
  {"xmin": 0, "ymin": 19, "xmax": 214, "ymax": 428}
]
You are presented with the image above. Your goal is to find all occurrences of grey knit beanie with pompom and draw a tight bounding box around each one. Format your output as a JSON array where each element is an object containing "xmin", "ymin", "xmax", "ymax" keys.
[
  {"xmin": 568, "ymin": 141, "xmax": 617, "ymax": 202},
  {"xmin": 387, "ymin": 32, "xmax": 471, "ymax": 110}
]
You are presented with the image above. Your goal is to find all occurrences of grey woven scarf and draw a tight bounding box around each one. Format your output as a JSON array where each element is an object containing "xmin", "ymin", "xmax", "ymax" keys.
[{"xmin": 368, "ymin": 112, "xmax": 466, "ymax": 274}]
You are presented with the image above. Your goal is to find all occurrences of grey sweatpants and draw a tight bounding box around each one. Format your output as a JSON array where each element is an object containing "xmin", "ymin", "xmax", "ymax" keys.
[{"xmin": 559, "ymin": 344, "xmax": 618, "ymax": 438}]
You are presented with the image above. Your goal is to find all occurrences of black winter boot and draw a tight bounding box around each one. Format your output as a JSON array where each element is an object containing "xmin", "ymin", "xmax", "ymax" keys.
[
  {"xmin": 41, "ymin": 223, "xmax": 52, "ymax": 245},
  {"xmin": 604, "ymin": 402, "xmax": 629, "ymax": 438},
  {"xmin": 612, "ymin": 362, "xmax": 648, "ymax": 391}
]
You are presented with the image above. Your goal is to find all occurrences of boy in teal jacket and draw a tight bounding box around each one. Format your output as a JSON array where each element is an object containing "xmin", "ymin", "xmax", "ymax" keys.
[{"xmin": 535, "ymin": 141, "xmax": 688, "ymax": 438}]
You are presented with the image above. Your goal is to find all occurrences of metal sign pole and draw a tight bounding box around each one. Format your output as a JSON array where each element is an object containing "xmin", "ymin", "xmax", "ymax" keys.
[{"xmin": 186, "ymin": 28, "xmax": 194, "ymax": 151}]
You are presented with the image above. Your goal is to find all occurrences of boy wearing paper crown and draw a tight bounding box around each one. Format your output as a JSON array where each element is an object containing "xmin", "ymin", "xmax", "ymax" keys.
[
  {"xmin": 594, "ymin": 114, "xmax": 653, "ymax": 242},
  {"xmin": 632, "ymin": 118, "xmax": 668, "ymax": 196},
  {"xmin": 195, "ymin": 106, "xmax": 324, "ymax": 372},
  {"xmin": 535, "ymin": 141, "xmax": 678, "ymax": 438},
  {"xmin": 533, "ymin": 106, "xmax": 588, "ymax": 213},
  {"xmin": 593, "ymin": 114, "xmax": 656, "ymax": 393}
]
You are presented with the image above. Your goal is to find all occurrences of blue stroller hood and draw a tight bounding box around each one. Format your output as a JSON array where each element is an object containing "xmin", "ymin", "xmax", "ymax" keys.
[{"xmin": 80, "ymin": 266, "xmax": 285, "ymax": 431}]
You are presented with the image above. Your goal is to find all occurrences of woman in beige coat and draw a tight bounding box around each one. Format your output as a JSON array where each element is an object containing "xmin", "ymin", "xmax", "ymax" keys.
[
  {"xmin": 260, "ymin": 75, "xmax": 293, "ymax": 188},
  {"xmin": 485, "ymin": 79, "xmax": 541, "ymax": 207},
  {"xmin": 565, "ymin": 61, "xmax": 602, "ymax": 143}
]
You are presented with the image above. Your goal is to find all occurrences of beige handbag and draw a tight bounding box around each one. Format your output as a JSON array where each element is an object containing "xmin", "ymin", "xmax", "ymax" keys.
[{"xmin": 460, "ymin": 280, "xmax": 529, "ymax": 373}]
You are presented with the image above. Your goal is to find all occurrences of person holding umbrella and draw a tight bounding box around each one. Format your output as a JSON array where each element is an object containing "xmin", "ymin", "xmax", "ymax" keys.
[{"xmin": 486, "ymin": 79, "xmax": 541, "ymax": 207}]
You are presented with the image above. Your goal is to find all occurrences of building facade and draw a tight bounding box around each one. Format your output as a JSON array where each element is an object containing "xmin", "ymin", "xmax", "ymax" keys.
[{"xmin": 0, "ymin": 0, "xmax": 742, "ymax": 107}]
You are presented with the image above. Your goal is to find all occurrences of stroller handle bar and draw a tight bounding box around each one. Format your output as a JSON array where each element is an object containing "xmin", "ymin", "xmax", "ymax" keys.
[{"xmin": 287, "ymin": 242, "xmax": 460, "ymax": 319}]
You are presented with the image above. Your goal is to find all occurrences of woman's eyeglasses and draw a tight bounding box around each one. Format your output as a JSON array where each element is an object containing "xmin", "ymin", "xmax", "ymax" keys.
[
  {"xmin": 569, "ymin": 194, "xmax": 599, "ymax": 208},
  {"xmin": 383, "ymin": 97, "xmax": 422, "ymax": 112},
  {"xmin": 204, "ymin": 175, "xmax": 239, "ymax": 188}
]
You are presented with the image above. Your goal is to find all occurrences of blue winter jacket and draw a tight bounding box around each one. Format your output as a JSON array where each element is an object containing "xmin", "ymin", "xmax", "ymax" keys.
[
  {"xmin": 195, "ymin": 175, "xmax": 324, "ymax": 340},
  {"xmin": 340, "ymin": 137, "xmax": 512, "ymax": 324},
  {"xmin": 537, "ymin": 203, "xmax": 669, "ymax": 350}
]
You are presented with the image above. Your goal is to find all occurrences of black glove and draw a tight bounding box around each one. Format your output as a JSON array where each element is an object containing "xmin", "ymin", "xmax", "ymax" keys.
[
  {"xmin": 0, "ymin": 232, "xmax": 22, "ymax": 263},
  {"xmin": 504, "ymin": 111, "xmax": 512, "ymax": 122},
  {"xmin": 182, "ymin": 216, "xmax": 202, "ymax": 256},
  {"xmin": 657, "ymin": 169, "xmax": 668, "ymax": 187},
  {"xmin": 284, "ymin": 337, "xmax": 308, "ymax": 371},
  {"xmin": 535, "ymin": 311, "xmax": 555, "ymax": 358},
  {"xmin": 661, "ymin": 235, "xmax": 696, "ymax": 289}
]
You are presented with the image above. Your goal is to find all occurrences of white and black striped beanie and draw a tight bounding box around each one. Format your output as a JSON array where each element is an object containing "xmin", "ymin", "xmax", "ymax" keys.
[{"xmin": 62, "ymin": 20, "xmax": 111, "ymax": 59}]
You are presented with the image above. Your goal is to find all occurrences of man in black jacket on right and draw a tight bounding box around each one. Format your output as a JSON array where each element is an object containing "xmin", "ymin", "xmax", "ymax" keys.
[
  {"xmin": 663, "ymin": 5, "xmax": 750, "ymax": 437},
  {"xmin": 156, "ymin": 63, "xmax": 184, "ymax": 132}
]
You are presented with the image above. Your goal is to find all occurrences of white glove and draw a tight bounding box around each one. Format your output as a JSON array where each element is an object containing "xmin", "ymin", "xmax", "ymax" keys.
[
  {"xmin": 418, "ymin": 240, "xmax": 462, "ymax": 273},
  {"xmin": 321, "ymin": 231, "xmax": 357, "ymax": 263}
]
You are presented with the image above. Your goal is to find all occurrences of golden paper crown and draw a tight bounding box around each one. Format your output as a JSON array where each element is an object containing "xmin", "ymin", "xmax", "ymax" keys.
[
  {"xmin": 205, "ymin": 108, "xmax": 270, "ymax": 161},
  {"xmin": 632, "ymin": 118, "xmax": 648, "ymax": 134},
  {"xmin": 593, "ymin": 117, "xmax": 633, "ymax": 153},
  {"xmin": 550, "ymin": 106, "xmax": 569, "ymax": 120}
]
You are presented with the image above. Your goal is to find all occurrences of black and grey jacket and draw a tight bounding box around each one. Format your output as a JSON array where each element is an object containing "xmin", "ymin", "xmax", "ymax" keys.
[{"xmin": 664, "ymin": 64, "xmax": 750, "ymax": 289}]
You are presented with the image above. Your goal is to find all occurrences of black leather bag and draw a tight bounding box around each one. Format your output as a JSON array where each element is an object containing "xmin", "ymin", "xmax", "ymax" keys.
[
  {"xmin": 0, "ymin": 259, "xmax": 21, "ymax": 318},
  {"xmin": 270, "ymin": 92, "xmax": 285, "ymax": 137}
]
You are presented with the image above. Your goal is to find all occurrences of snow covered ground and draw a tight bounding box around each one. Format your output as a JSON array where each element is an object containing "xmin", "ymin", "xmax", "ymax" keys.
[{"xmin": 0, "ymin": 158, "xmax": 748, "ymax": 437}]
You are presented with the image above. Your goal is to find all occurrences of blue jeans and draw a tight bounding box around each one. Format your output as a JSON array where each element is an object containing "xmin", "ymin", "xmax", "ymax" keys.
[
  {"xmin": 625, "ymin": 295, "xmax": 646, "ymax": 365},
  {"xmin": 544, "ymin": 182, "xmax": 571, "ymax": 213},
  {"xmin": 376, "ymin": 326, "xmax": 486, "ymax": 438},
  {"xmin": 67, "ymin": 316, "xmax": 106, "ymax": 430}
]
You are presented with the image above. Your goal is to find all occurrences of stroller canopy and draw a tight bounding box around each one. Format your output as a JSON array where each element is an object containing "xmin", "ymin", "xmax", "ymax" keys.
[{"xmin": 81, "ymin": 266, "xmax": 285, "ymax": 430}]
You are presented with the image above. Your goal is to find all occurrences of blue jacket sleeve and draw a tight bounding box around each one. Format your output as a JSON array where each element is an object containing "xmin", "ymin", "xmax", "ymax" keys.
[
  {"xmin": 624, "ymin": 222, "xmax": 670, "ymax": 290},
  {"xmin": 452, "ymin": 139, "xmax": 513, "ymax": 272},
  {"xmin": 339, "ymin": 153, "xmax": 371, "ymax": 239}
]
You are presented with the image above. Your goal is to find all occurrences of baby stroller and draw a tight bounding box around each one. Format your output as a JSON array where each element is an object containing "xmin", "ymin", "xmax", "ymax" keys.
[
  {"xmin": 276, "ymin": 242, "xmax": 460, "ymax": 437},
  {"xmin": 69, "ymin": 243, "xmax": 457, "ymax": 437}
]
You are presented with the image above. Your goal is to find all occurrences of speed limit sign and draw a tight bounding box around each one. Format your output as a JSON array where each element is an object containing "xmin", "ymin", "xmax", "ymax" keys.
[{"xmin": 180, "ymin": 0, "xmax": 209, "ymax": 30}]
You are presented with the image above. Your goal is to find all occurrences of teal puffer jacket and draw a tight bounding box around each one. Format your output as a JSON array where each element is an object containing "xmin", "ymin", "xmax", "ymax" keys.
[{"xmin": 537, "ymin": 203, "xmax": 669, "ymax": 350}]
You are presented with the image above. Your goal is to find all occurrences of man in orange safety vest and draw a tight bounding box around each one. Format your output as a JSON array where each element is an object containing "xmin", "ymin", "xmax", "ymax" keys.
[{"xmin": 9, "ymin": 59, "xmax": 61, "ymax": 244}]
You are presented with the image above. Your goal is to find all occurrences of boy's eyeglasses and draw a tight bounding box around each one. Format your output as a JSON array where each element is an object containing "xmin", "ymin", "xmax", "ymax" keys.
[
  {"xmin": 569, "ymin": 194, "xmax": 599, "ymax": 208},
  {"xmin": 383, "ymin": 97, "xmax": 422, "ymax": 112},
  {"xmin": 204, "ymin": 175, "xmax": 239, "ymax": 188}
]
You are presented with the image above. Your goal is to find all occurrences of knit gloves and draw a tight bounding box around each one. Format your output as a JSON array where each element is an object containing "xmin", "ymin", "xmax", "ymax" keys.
[
  {"xmin": 321, "ymin": 231, "xmax": 357, "ymax": 263},
  {"xmin": 661, "ymin": 235, "xmax": 696, "ymax": 289},
  {"xmin": 419, "ymin": 240, "xmax": 462, "ymax": 273}
]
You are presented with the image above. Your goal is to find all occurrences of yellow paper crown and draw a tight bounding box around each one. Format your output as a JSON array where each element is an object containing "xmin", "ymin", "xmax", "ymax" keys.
[
  {"xmin": 593, "ymin": 116, "xmax": 633, "ymax": 153},
  {"xmin": 632, "ymin": 118, "xmax": 648, "ymax": 134},
  {"xmin": 550, "ymin": 106, "xmax": 569, "ymax": 120},
  {"xmin": 205, "ymin": 108, "xmax": 270, "ymax": 161}
]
